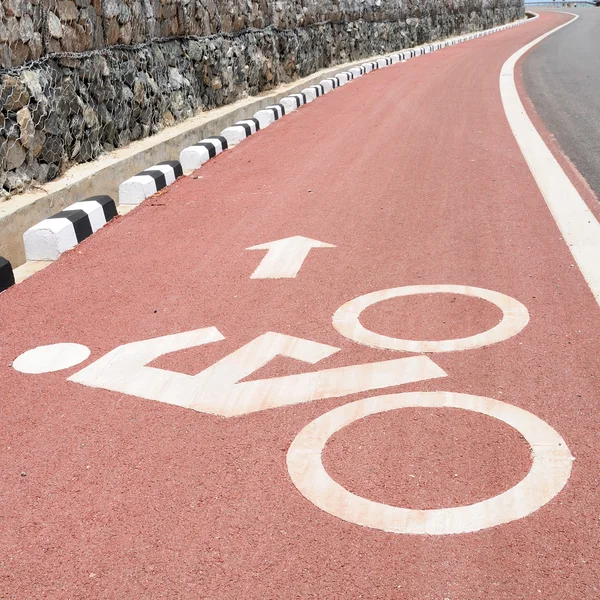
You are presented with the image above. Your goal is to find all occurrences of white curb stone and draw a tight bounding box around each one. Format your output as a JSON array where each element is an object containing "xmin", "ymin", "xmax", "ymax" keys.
[
  {"xmin": 179, "ymin": 136, "xmax": 228, "ymax": 172},
  {"xmin": 309, "ymin": 83, "xmax": 326, "ymax": 97},
  {"xmin": 335, "ymin": 72, "xmax": 351, "ymax": 85},
  {"xmin": 266, "ymin": 103, "xmax": 286, "ymax": 119},
  {"xmin": 319, "ymin": 79, "xmax": 335, "ymax": 93},
  {"xmin": 23, "ymin": 195, "xmax": 117, "ymax": 261},
  {"xmin": 253, "ymin": 103, "xmax": 286, "ymax": 129},
  {"xmin": 119, "ymin": 161, "xmax": 183, "ymax": 205},
  {"xmin": 289, "ymin": 92, "xmax": 309, "ymax": 106},
  {"xmin": 280, "ymin": 95, "xmax": 302, "ymax": 113},
  {"xmin": 220, "ymin": 118, "xmax": 261, "ymax": 147},
  {"xmin": 253, "ymin": 110, "xmax": 275, "ymax": 129},
  {"xmin": 300, "ymin": 87, "xmax": 318, "ymax": 102},
  {"xmin": 324, "ymin": 77, "xmax": 339, "ymax": 90},
  {"xmin": 349, "ymin": 67, "xmax": 363, "ymax": 78}
]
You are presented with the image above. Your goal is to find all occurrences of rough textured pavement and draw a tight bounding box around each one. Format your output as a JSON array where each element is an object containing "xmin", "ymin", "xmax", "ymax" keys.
[
  {"xmin": 2, "ymin": 11, "xmax": 600, "ymax": 599},
  {"xmin": 523, "ymin": 7, "xmax": 600, "ymax": 200}
]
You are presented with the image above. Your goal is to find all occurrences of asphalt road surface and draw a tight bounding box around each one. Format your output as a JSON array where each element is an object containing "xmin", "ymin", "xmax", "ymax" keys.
[
  {"xmin": 523, "ymin": 7, "xmax": 600, "ymax": 199},
  {"xmin": 2, "ymin": 11, "xmax": 600, "ymax": 599}
]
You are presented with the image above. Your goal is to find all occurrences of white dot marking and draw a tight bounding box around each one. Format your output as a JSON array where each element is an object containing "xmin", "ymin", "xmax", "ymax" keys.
[{"xmin": 13, "ymin": 343, "xmax": 91, "ymax": 374}]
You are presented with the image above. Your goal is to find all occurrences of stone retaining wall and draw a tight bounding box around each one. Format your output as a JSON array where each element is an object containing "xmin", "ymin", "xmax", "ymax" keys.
[{"xmin": 0, "ymin": 0, "xmax": 524, "ymax": 197}]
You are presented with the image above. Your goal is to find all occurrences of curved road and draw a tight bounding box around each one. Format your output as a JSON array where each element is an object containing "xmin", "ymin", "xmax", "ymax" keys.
[
  {"xmin": 2, "ymin": 11, "xmax": 600, "ymax": 599},
  {"xmin": 523, "ymin": 7, "xmax": 600, "ymax": 199}
]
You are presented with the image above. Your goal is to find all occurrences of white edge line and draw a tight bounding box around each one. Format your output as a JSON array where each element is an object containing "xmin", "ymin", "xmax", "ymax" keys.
[{"xmin": 500, "ymin": 12, "xmax": 600, "ymax": 308}]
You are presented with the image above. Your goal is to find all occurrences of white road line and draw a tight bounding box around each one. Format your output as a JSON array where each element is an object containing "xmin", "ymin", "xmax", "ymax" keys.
[{"xmin": 500, "ymin": 12, "xmax": 600, "ymax": 309}]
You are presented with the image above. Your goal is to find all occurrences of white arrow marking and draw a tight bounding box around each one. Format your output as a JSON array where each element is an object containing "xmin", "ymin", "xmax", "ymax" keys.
[
  {"xmin": 68, "ymin": 330, "xmax": 447, "ymax": 417},
  {"xmin": 247, "ymin": 236, "xmax": 336, "ymax": 279}
]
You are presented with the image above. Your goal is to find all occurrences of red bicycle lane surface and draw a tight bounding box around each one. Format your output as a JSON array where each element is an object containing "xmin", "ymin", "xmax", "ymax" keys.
[{"xmin": 2, "ymin": 10, "xmax": 600, "ymax": 599}]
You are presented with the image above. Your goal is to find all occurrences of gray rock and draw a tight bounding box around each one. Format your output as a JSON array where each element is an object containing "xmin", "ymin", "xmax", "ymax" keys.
[
  {"xmin": 5, "ymin": 17, "xmax": 19, "ymax": 44},
  {"xmin": 58, "ymin": 0, "xmax": 79, "ymax": 20},
  {"xmin": 118, "ymin": 1, "xmax": 131, "ymax": 24},
  {"xmin": 116, "ymin": 129, "xmax": 130, "ymax": 146},
  {"xmin": 70, "ymin": 139, "xmax": 80, "ymax": 158},
  {"xmin": 0, "ymin": 20, "xmax": 8, "ymax": 44},
  {"xmin": 16, "ymin": 107, "xmax": 35, "ymax": 149},
  {"xmin": 103, "ymin": 0, "xmax": 120, "ymax": 19},
  {"xmin": 0, "ymin": 114, "xmax": 18, "ymax": 138},
  {"xmin": 21, "ymin": 70, "xmax": 43, "ymax": 102},
  {"xmin": 0, "ymin": 134, "xmax": 7, "ymax": 168},
  {"xmin": 47, "ymin": 163, "xmax": 59, "ymax": 179},
  {"xmin": 188, "ymin": 39, "xmax": 204, "ymax": 62},
  {"xmin": 82, "ymin": 104, "xmax": 98, "ymax": 128},
  {"xmin": 31, "ymin": 129, "xmax": 45, "ymax": 157},
  {"xmin": 29, "ymin": 32, "xmax": 43, "ymax": 59},
  {"xmin": 168, "ymin": 67, "xmax": 184, "ymax": 89},
  {"xmin": 130, "ymin": 121, "xmax": 141, "ymax": 140},
  {"xmin": 5, "ymin": 0, "xmax": 26, "ymax": 18},
  {"xmin": 35, "ymin": 161, "xmax": 50, "ymax": 182},
  {"xmin": 43, "ymin": 112, "xmax": 64, "ymax": 137},
  {"xmin": 80, "ymin": 136, "xmax": 99, "ymax": 161},
  {"xmin": 1, "ymin": 75, "xmax": 30, "ymax": 111},
  {"xmin": 9, "ymin": 39, "xmax": 29, "ymax": 65},
  {"xmin": 94, "ymin": 55, "xmax": 110, "ymax": 76},
  {"xmin": 47, "ymin": 11, "xmax": 63, "ymax": 38},
  {"xmin": 39, "ymin": 135, "xmax": 64, "ymax": 163},
  {"xmin": 4, "ymin": 171, "xmax": 25, "ymax": 192},
  {"xmin": 120, "ymin": 84, "xmax": 133, "ymax": 102},
  {"xmin": 19, "ymin": 14, "xmax": 34, "ymax": 42},
  {"xmin": 6, "ymin": 140, "xmax": 26, "ymax": 171}
]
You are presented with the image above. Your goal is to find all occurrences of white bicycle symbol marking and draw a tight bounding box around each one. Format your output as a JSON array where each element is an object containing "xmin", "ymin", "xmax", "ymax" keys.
[{"xmin": 12, "ymin": 284, "xmax": 573, "ymax": 535}]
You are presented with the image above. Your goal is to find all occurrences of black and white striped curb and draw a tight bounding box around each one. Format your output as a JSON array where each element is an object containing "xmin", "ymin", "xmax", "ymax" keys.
[
  {"xmin": 23, "ymin": 195, "xmax": 117, "ymax": 261},
  {"xmin": 253, "ymin": 103, "xmax": 287, "ymax": 129},
  {"xmin": 119, "ymin": 161, "xmax": 183, "ymax": 206},
  {"xmin": 220, "ymin": 118, "xmax": 261, "ymax": 147},
  {"xmin": 360, "ymin": 62, "xmax": 377, "ymax": 73},
  {"xmin": 0, "ymin": 256, "xmax": 15, "ymax": 293},
  {"xmin": 177, "ymin": 15, "xmax": 532, "ymax": 174},
  {"xmin": 279, "ymin": 94, "xmax": 304, "ymax": 113},
  {"xmin": 180, "ymin": 136, "xmax": 229, "ymax": 172}
]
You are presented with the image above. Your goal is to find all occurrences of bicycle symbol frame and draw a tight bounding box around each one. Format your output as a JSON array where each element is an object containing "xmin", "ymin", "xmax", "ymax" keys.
[{"xmin": 12, "ymin": 284, "xmax": 574, "ymax": 535}]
